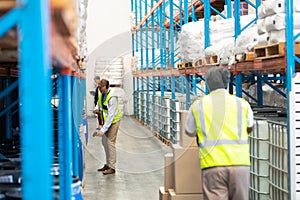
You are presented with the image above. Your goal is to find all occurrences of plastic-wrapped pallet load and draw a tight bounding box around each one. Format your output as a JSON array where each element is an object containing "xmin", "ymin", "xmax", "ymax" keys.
[
  {"xmin": 205, "ymin": 15, "xmax": 256, "ymax": 64},
  {"xmin": 204, "ymin": 18, "xmax": 234, "ymax": 65},
  {"xmin": 257, "ymin": 0, "xmax": 300, "ymax": 44},
  {"xmin": 264, "ymin": 12, "xmax": 300, "ymax": 43},
  {"xmin": 235, "ymin": 25, "xmax": 258, "ymax": 53},
  {"xmin": 178, "ymin": 20, "xmax": 205, "ymax": 63}
]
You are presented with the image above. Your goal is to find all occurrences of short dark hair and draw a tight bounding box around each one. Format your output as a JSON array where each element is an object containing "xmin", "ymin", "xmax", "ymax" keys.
[
  {"xmin": 94, "ymin": 76, "xmax": 100, "ymax": 80},
  {"xmin": 99, "ymin": 79, "xmax": 109, "ymax": 89}
]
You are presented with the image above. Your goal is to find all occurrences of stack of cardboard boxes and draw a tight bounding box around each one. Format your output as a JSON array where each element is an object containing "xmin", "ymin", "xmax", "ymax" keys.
[{"xmin": 159, "ymin": 110, "xmax": 204, "ymax": 200}]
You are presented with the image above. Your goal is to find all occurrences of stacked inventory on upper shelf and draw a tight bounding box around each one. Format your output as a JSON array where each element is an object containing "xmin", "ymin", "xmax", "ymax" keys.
[{"xmin": 131, "ymin": 1, "xmax": 300, "ymax": 199}]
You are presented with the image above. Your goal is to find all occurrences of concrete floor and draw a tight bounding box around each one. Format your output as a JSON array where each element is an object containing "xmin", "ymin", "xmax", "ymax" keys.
[{"xmin": 82, "ymin": 115, "xmax": 171, "ymax": 200}]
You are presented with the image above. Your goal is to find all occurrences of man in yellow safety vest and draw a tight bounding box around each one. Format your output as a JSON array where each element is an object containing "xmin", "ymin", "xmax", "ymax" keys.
[
  {"xmin": 94, "ymin": 79, "xmax": 122, "ymax": 175},
  {"xmin": 185, "ymin": 67, "xmax": 253, "ymax": 200}
]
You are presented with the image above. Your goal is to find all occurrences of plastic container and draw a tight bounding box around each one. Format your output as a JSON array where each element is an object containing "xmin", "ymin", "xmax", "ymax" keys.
[{"xmin": 268, "ymin": 118, "xmax": 288, "ymax": 200}]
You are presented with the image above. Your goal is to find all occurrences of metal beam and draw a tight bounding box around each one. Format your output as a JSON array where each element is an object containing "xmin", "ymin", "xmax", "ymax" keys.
[{"xmin": 18, "ymin": 0, "xmax": 53, "ymax": 199}]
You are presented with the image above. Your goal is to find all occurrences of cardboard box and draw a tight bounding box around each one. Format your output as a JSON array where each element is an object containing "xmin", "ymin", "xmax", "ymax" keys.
[
  {"xmin": 159, "ymin": 186, "xmax": 168, "ymax": 200},
  {"xmin": 172, "ymin": 144, "xmax": 202, "ymax": 194},
  {"xmin": 179, "ymin": 110, "xmax": 198, "ymax": 147},
  {"xmin": 164, "ymin": 153, "xmax": 174, "ymax": 191},
  {"xmin": 168, "ymin": 189, "xmax": 204, "ymax": 200}
]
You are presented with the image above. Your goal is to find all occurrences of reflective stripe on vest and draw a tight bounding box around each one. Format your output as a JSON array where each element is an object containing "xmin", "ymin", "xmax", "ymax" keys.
[
  {"xmin": 192, "ymin": 92, "xmax": 250, "ymax": 169},
  {"xmin": 98, "ymin": 90, "xmax": 122, "ymax": 124},
  {"xmin": 196, "ymin": 98, "xmax": 247, "ymax": 148}
]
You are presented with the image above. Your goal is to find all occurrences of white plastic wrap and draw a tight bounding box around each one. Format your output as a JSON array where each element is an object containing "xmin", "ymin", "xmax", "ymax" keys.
[
  {"xmin": 240, "ymin": 14, "xmax": 256, "ymax": 28},
  {"xmin": 218, "ymin": 38, "xmax": 235, "ymax": 65},
  {"xmin": 210, "ymin": 31, "xmax": 233, "ymax": 46},
  {"xmin": 268, "ymin": 29, "xmax": 286, "ymax": 43},
  {"xmin": 257, "ymin": 18, "xmax": 267, "ymax": 34},
  {"xmin": 205, "ymin": 45, "xmax": 220, "ymax": 57},
  {"xmin": 181, "ymin": 20, "xmax": 204, "ymax": 38},
  {"xmin": 235, "ymin": 25, "xmax": 258, "ymax": 52},
  {"xmin": 265, "ymin": 13, "xmax": 286, "ymax": 32},
  {"xmin": 269, "ymin": 29, "xmax": 300, "ymax": 43},
  {"xmin": 257, "ymin": 33, "xmax": 269, "ymax": 45},
  {"xmin": 209, "ymin": 18, "xmax": 234, "ymax": 34},
  {"xmin": 264, "ymin": 0, "xmax": 285, "ymax": 15},
  {"xmin": 258, "ymin": 4, "xmax": 267, "ymax": 19},
  {"xmin": 209, "ymin": 15, "xmax": 255, "ymax": 45},
  {"xmin": 178, "ymin": 20, "xmax": 205, "ymax": 62},
  {"xmin": 268, "ymin": 12, "xmax": 300, "ymax": 29},
  {"xmin": 209, "ymin": 18, "xmax": 234, "ymax": 46},
  {"xmin": 79, "ymin": 0, "xmax": 88, "ymax": 59}
]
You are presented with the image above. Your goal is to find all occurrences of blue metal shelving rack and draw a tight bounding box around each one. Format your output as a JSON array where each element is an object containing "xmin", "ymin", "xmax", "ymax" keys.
[
  {"xmin": 0, "ymin": 1, "xmax": 54, "ymax": 199},
  {"xmin": 0, "ymin": 0, "xmax": 86, "ymax": 199},
  {"xmin": 132, "ymin": 1, "xmax": 300, "ymax": 198},
  {"xmin": 286, "ymin": 0, "xmax": 300, "ymax": 199}
]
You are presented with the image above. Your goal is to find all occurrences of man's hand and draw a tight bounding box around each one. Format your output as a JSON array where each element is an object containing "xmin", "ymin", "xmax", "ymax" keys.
[
  {"xmin": 93, "ymin": 130, "xmax": 104, "ymax": 137},
  {"xmin": 94, "ymin": 109, "xmax": 100, "ymax": 114}
]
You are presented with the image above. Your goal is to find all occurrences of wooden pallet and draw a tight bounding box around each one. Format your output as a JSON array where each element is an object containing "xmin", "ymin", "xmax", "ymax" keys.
[
  {"xmin": 203, "ymin": 55, "xmax": 218, "ymax": 65},
  {"xmin": 177, "ymin": 62, "xmax": 185, "ymax": 69},
  {"xmin": 254, "ymin": 42, "xmax": 300, "ymax": 60},
  {"xmin": 254, "ymin": 42, "xmax": 285, "ymax": 59},
  {"xmin": 177, "ymin": 59, "xmax": 203, "ymax": 69},
  {"xmin": 155, "ymin": 132, "xmax": 170, "ymax": 146},
  {"xmin": 235, "ymin": 52, "xmax": 254, "ymax": 62}
]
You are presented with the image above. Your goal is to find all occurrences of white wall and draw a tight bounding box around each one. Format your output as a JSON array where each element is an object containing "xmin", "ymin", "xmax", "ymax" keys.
[{"xmin": 86, "ymin": 0, "xmax": 133, "ymax": 116}]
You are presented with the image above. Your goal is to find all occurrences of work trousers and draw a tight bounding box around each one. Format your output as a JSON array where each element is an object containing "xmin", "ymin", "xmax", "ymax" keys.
[
  {"xmin": 202, "ymin": 166, "xmax": 250, "ymax": 200},
  {"xmin": 102, "ymin": 122, "xmax": 120, "ymax": 170}
]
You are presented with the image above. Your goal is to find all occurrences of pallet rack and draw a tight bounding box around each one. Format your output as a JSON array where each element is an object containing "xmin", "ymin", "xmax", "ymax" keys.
[
  {"xmin": 0, "ymin": 0, "xmax": 85, "ymax": 199},
  {"xmin": 131, "ymin": 0, "xmax": 300, "ymax": 199}
]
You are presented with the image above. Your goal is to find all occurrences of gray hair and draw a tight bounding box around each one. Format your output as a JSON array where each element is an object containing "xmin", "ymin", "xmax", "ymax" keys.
[
  {"xmin": 205, "ymin": 67, "xmax": 230, "ymax": 92},
  {"xmin": 94, "ymin": 76, "xmax": 100, "ymax": 80}
]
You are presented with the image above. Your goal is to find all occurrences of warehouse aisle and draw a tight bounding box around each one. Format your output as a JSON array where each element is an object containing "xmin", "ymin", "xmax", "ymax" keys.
[{"xmin": 82, "ymin": 116, "xmax": 171, "ymax": 200}]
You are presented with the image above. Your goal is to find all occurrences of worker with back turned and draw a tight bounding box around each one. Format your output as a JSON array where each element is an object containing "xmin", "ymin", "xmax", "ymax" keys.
[{"xmin": 185, "ymin": 67, "xmax": 254, "ymax": 200}]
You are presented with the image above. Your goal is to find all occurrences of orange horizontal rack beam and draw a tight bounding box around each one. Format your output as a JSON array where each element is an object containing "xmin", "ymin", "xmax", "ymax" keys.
[
  {"xmin": 164, "ymin": 0, "xmax": 203, "ymax": 29},
  {"xmin": 0, "ymin": 0, "xmax": 75, "ymax": 10},
  {"xmin": 132, "ymin": 57, "xmax": 300, "ymax": 78},
  {"xmin": 50, "ymin": 0, "xmax": 75, "ymax": 10},
  {"xmin": 134, "ymin": 0, "xmax": 165, "ymax": 31},
  {"xmin": 0, "ymin": 1, "xmax": 16, "ymax": 10}
]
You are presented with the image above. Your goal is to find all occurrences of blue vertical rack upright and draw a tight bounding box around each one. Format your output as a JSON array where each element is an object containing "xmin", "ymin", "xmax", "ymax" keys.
[
  {"xmin": 286, "ymin": 0, "xmax": 300, "ymax": 199},
  {"xmin": 132, "ymin": 0, "xmax": 300, "ymax": 199},
  {"xmin": 0, "ymin": 0, "xmax": 54, "ymax": 199},
  {"xmin": 0, "ymin": 0, "xmax": 86, "ymax": 199}
]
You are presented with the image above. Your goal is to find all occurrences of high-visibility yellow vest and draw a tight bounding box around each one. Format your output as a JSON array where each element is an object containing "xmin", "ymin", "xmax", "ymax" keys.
[
  {"xmin": 98, "ymin": 89, "xmax": 122, "ymax": 124},
  {"xmin": 191, "ymin": 91, "xmax": 250, "ymax": 169}
]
